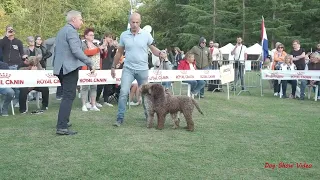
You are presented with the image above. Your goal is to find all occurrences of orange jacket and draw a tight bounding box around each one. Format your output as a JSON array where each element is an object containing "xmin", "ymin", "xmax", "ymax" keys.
[{"xmin": 81, "ymin": 48, "xmax": 100, "ymax": 70}]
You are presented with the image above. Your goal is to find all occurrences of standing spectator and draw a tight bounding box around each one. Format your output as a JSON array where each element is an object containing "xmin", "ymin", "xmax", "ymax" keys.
[
  {"xmin": 231, "ymin": 37, "xmax": 247, "ymax": 91},
  {"xmin": 270, "ymin": 42, "xmax": 281, "ymax": 61},
  {"xmin": 0, "ymin": 25, "xmax": 28, "ymax": 107},
  {"xmin": 173, "ymin": 47, "xmax": 182, "ymax": 69},
  {"xmin": 96, "ymin": 33, "xmax": 117, "ymax": 107},
  {"xmin": 154, "ymin": 51, "xmax": 173, "ymax": 91},
  {"xmin": 272, "ymin": 43, "xmax": 287, "ymax": 96},
  {"xmin": 291, "ymin": 40, "xmax": 305, "ymax": 70},
  {"xmin": 189, "ymin": 37, "xmax": 212, "ymax": 98},
  {"xmin": 35, "ymin": 35, "xmax": 52, "ymax": 69},
  {"xmin": 209, "ymin": 42, "xmax": 222, "ymax": 92},
  {"xmin": 178, "ymin": 53, "xmax": 205, "ymax": 98},
  {"xmin": 0, "ymin": 61, "xmax": 14, "ymax": 116},
  {"xmin": 80, "ymin": 28, "xmax": 102, "ymax": 112},
  {"xmin": 53, "ymin": 10, "xmax": 94, "ymax": 135},
  {"xmin": 110, "ymin": 12, "xmax": 165, "ymax": 127}
]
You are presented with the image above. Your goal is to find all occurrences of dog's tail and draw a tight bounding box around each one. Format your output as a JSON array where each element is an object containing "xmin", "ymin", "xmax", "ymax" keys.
[{"xmin": 192, "ymin": 99, "xmax": 204, "ymax": 115}]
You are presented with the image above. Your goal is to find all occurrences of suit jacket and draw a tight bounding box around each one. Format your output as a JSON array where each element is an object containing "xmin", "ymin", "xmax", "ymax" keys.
[{"xmin": 52, "ymin": 24, "xmax": 92, "ymax": 75}]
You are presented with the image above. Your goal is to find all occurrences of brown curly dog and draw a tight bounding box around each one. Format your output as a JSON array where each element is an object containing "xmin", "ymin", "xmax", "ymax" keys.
[{"xmin": 140, "ymin": 83, "xmax": 203, "ymax": 131}]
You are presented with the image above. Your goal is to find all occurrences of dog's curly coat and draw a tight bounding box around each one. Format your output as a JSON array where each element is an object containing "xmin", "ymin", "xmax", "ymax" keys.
[{"xmin": 141, "ymin": 83, "xmax": 203, "ymax": 131}]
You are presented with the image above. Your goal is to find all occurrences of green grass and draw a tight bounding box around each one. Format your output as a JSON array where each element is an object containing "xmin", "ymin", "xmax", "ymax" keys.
[{"xmin": 0, "ymin": 82, "xmax": 319, "ymax": 180}]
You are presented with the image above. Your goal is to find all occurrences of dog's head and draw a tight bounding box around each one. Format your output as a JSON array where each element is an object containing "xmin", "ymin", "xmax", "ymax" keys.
[
  {"xmin": 149, "ymin": 83, "xmax": 166, "ymax": 99},
  {"xmin": 140, "ymin": 83, "xmax": 152, "ymax": 95}
]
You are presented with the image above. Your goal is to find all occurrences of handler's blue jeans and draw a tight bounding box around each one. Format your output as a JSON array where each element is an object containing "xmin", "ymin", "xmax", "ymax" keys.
[{"xmin": 116, "ymin": 67, "xmax": 149, "ymax": 123}]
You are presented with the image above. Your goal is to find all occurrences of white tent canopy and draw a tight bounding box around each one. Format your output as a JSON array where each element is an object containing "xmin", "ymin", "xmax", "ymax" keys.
[
  {"xmin": 219, "ymin": 43, "xmax": 235, "ymax": 60},
  {"xmin": 219, "ymin": 43, "xmax": 234, "ymax": 54},
  {"xmin": 246, "ymin": 43, "xmax": 262, "ymax": 55}
]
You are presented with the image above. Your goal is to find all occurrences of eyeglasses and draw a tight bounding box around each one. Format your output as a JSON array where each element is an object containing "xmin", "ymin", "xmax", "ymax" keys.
[{"xmin": 278, "ymin": 47, "xmax": 284, "ymax": 49}]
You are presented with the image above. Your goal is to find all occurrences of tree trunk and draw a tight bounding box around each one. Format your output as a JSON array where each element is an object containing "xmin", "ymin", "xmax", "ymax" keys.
[
  {"xmin": 271, "ymin": 11, "xmax": 276, "ymax": 49},
  {"xmin": 212, "ymin": 0, "xmax": 216, "ymax": 41},
  {"xmin": 242, "ymin": 0, "xmax": 245, "ymax": 41}
]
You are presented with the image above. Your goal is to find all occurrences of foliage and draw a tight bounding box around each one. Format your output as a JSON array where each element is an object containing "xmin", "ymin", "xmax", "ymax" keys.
[
  {"xmin": 139, "ymin": 0, "xmax": 320, "ymax": 51},
  {"xmin": 0, "ymin": 0, "xmax": 131, "ymax": 44}
]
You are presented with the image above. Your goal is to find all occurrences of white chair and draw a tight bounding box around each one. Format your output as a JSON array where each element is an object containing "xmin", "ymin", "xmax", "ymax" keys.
[
  {"xmin": 307, "ymin": 85, "xmax": 319, "ymax": 101},
  {"xmin": 179, "ymin": 82, "xmax": 200, "ymax": 99},
  {"xmin": 0, "ymin": 95, "xmax": 15, "ymax": 115}
]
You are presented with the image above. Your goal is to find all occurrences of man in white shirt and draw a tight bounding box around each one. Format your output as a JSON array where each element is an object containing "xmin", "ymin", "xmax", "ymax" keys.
[{"xmin": 231, "ymin": 37, "xmax": 247, "ymax": 90}]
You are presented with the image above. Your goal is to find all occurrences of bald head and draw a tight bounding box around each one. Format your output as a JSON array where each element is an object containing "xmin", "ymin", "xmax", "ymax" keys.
[
  {"xmin": 129, "ymin": 12, "xmax": 141, "ymax": 34},
  {"xmin": 130, "ymin": 12, "xmax": 141, "ymax": 21}
]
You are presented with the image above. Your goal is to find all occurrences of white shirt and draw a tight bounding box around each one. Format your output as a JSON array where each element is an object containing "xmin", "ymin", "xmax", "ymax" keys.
[
  {"xmin": 211, "ymin": 48, "xmax": 222, "ymax": 61},
  {"xmin": 189, "ymin": 63, "xmax": 195, "ymax": 70},
  {"xmin": 233, "ymin": 44, "xmax": 247, "ymax": 63},
  {"xmin": 280, "ymin": 63, "xmax": 296, "ymax": 71}
]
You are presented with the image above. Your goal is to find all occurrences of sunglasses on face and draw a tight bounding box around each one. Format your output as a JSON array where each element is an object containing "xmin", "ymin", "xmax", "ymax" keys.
[{"xmin": 278, "ymin": 47, "xmax": 284, "ymax": 49}]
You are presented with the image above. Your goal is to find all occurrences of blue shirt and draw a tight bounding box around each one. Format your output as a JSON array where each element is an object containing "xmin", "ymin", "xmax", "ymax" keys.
[{"xmin": 119, "ymin": 29, "xmax": 153, "ymax": 70}]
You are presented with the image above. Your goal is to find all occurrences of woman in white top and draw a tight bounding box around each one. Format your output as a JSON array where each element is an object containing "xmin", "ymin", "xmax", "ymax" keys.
[{"xmin": 280, "ymin": 55, "xmax": 297, "ymax": 98}]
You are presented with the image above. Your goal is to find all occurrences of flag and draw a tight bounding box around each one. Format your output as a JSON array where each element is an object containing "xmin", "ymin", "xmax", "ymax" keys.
[{"xmin": 261, "ymin": 16, "xmax": 269, "ymax": 62}]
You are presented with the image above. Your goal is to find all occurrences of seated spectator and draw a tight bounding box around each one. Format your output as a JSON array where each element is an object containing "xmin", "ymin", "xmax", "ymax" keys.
[
  {"xmin": 280, "ymin": 55, "xmax": 297, "ymax": 99},
  {"xmin": 300, "ymin": 52, "xmax": 320, "ymax": 100},
  {"xmin": 0, "ymin": 61, "xmax": 14, "ymax": 116},
  {"xmin": 154, "ymin": 51, "xmax": 173, "ymax": 91},
  {"xmin": 18, "ymin": 56, "xmax": 49, "ymax": 114},
  {"xmin": 272, "ymin": 43, "xmax": 287, "ymax": 96},
  {"xmin": 128, "ymin": 83, "xmax": 141, "ymax": 106},
  {"xmin": 178, "ymin": 53, "xmax": 205, "ymax": 98}
]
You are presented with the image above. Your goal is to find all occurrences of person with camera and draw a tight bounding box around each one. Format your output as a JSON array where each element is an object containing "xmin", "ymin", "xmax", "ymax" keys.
[
  {"xmin": 0, "ymin": 25, "xmax": 28, "ymax": 107},
  {"xmin": 96, "ymin": 33, "xmax": 117, "ymax": 107},
  {"xmin": 18, "ymin": 56, "xmax": 49, "ymax": 114}
]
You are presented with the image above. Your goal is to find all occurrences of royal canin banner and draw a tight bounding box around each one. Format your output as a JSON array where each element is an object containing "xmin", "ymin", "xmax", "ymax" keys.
[
  {"xmin": 0, "ymin": 70, "xmax": 220, "ymax": 88},
  {"xmin": 261, "ymin": 70, "xmax": 320, "ymax": 80}
]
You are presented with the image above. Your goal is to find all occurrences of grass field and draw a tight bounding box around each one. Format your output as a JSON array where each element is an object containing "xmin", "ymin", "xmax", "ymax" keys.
[{"xmin": 0, "ymin": 81, "xmax": 319, "ymax": 180}]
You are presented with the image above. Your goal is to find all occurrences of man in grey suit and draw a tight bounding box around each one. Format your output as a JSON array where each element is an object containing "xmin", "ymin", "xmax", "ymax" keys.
[{"xmin": 53, "ymin": 10, "xmax": 95, "ymax": 135}]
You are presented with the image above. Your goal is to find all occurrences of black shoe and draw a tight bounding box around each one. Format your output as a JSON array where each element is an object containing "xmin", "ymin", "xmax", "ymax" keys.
[
  {"xmin": 67, "ymin": 123, "xmax": 72, "ymax": 127},
  {"xmin": 298, "ymin": 97, "xmax": 304, "ymax": 100},
  {"xmin": 56, "ymin": 129, "xmax": 77, "ymax": 135}
]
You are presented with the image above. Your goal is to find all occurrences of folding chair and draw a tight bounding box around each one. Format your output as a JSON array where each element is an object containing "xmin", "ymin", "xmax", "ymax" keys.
[
  {"xmin": 179, "ymin": 82, "xmax": 200, "ymax": 100},
  {"xmin": 308, "ymin": 84, "xmax": 319, "ymax": 101}
]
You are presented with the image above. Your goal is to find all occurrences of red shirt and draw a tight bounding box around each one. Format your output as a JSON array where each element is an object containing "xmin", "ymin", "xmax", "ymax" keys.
[{"xmin": 177, "ymin": 59, "xmax": 196, "ymax": 70}]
